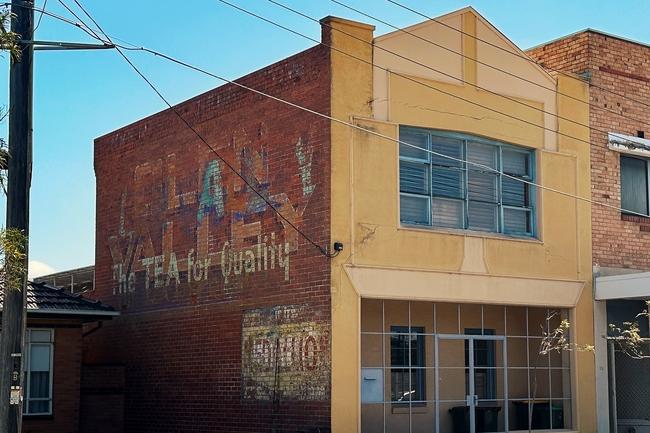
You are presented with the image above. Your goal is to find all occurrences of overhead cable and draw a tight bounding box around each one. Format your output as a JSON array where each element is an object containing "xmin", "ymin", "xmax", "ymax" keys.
[
  {"xmin": 63, "ymin": 0, "xmax": 337, "ymax": 258},
  {"xmin": 330, "ymin": 0, "xmax": 650, "ymax": 131}
]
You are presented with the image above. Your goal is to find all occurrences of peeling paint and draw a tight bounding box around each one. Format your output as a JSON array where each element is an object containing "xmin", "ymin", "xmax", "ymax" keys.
[
  {"xmin": 197, "ymin": 160, "xmax": 225, "ymax": 224},
  {"xmin": 108, "ymin": 133, "xmax": 318, "ymax": 299},
  {"xmin": 295, "ymin": 137, "xmax": 315, "ymax": 198},
  {"xmin": 241, "ymin": 305, "xmax": 330, "ymax": 401}
]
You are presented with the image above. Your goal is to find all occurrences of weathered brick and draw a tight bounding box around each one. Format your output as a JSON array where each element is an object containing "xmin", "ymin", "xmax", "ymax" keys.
[
  {"xmin": 86, "ymin": 43, "xmax": 333, "ymax": 433},
  {"xmin": 528, "ymin": 31, "xmax": 650, "ymax": 270}
]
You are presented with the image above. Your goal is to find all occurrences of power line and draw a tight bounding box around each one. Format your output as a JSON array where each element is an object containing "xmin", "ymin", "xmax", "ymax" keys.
[
  {"xmin": 56, "ymin": 0, "xmax": 104, "ymax": 42},
  {"xmin": 34, "ymin": 0, "xmax": 47, "ymax": 31},
  {"xmin": 91, "ymin": 42, "xmax": 649, "ymax": 219},
  {"xmin": 268, "ymin": 0, "xmax": 603, "ymax": 137},
  {"xmin": 217, "ymin": 0, "xmax": 644, "ymax": 152},
  {"xmin": 387, "ymin": 0, "xmax": 650, "ymax": 113},
  {"xmin": 129, "ymin": 46, "xmax": 650, "ymax": 219},
  {"xmin": 33, "ymin": 0, "xmax": 650, "ymax": 134},
  {"xmin": 51, "ymin": 1, "xmax": 650, "ymax": 220},
  {"xmin": 12, "ymin": 3, "xmax": 106, "ymax": 41},
  {"xmin": 64, "ymin": 0, "xmax": 337, "ymax": 259},
  {"xmin": 27, "ymin": 1, "xmax": 138, "ymax": 48},
  {"xmin": 330, "ymin": 0, "xmax": 650, "ymax": 132}
]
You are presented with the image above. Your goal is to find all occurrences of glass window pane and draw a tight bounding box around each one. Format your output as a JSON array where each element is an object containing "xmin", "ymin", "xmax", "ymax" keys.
[
  {"xmin": 399, "ymin": 129, "xmax": 428, "ymax": 161},
  {"xmin": 432, "ymin": 198, "xmax": 463, "ymax": 229},
  {"xmin": 30, "ymin": 345, "xmax": 51, "ymax": 372},
  {"xmin": 504, "ymin": 208, "xmax": 531, "ymax": 234},
  {"xmin": 432, "ymin": 167, "xmax": 464, "ymax": 199},
  {"xmin": 400, "ymin": 194, "xmax": 430, "ymax": 225},
  {"xmin": 502, "ymin": 177, "xmax": 529, "ymax": 207},
  {"xmin": 28, "ymin": 371, "xmax": 50, "ymax": 398},
  {"xmin": 29, "ymin": 330, "xmax": 52, "ymax": 343},
  {"xmin": 431, "ymin": 136, "xmax": 463, "ymax": 167},
  {"xmin": 468, "ymin": 201, "xmax": 498, "ymax": 232},
  {"xmin": 399, "ymin": 161, "xmax": 429, "ymax": 195},
  {"xmin": 390, "ymin": 327, "xmax": 426, "ymax": 402},
  {"xmin": 28, "ymin": 400, "xmax": 50, "ymax": 414},
  {"xmin": 621, "ymin": 156, "xmax": 648, "ymax": 215},
  {"xmin": 552, "ymin": 400, "xmax": 571, "ymax": 429},
  {"xmin": 468, "ymin": 171, "xmax": 498, "ymax": 203},
  {"xmin": 467, "ymin": 141, "xmax": 497, "ymax": 169},
  {"xmin": 503, "ymin": 149, "xmax": 530, "ymax": 176}
]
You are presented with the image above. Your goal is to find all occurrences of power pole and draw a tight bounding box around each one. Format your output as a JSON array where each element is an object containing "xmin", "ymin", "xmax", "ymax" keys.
[{"xmin": 0, "ymin": 0, "xmax": 34, "ymax": 432}]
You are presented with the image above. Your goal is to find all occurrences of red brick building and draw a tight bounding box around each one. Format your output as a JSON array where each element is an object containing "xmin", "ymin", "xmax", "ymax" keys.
[
  {"xmin": 0, "ymin": 282, "xmax": 117, "ymax": 433},
  {"xmin": 529, "ymin": 30, "xmax": 650, "ymax": 433},
  {"xmin": 85, "ymin": 22, "xmax": 335, "ymax": 433}
]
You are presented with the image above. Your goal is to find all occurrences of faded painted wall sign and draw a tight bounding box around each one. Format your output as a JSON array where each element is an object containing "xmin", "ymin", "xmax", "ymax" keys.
[
  {"xmin": 241, "ymin": 305, "xmax": 330, "ymax": 401},
  {"xmin": 108, "ymin": 133, "xmax": 317, "ymax": 297}
]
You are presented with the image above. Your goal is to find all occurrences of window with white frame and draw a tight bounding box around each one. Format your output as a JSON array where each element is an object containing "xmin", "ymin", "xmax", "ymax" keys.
[
  {"xmin": 620, "ymin": 155, "xmax": 650, "ymax": 216},
  {"xmin": 24, "ymin": 329, "xmax": 53, "ymax": 415},
  {"xmin": 399, "ymin": 127, "xmax": 536, "ymax": 236}
]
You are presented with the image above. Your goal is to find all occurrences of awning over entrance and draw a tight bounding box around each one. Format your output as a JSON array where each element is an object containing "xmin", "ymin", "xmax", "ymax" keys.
[
  {"xmin": 595, "ymin": 271, "xmax": 650, "ymax": 300},
  {"xmin": 344, "ymin": 264, "xmax": 585, "ymax": 307}
]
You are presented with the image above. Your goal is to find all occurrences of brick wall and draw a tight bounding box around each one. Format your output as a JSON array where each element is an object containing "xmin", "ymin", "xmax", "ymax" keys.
[
  {"xmin": 79, "ymin": 364, "xmax": 124, "ymax": 433},
  {"xmin": 24, "ymin": 326, "xmax": 82, "ymax": 433},
  {"xmin": 528, "ymin": 31, "xmax": 650, "ymax": 270},
  {"xmin": 86, "ymin": 40, "xmax": 332, "ymax": 432}
]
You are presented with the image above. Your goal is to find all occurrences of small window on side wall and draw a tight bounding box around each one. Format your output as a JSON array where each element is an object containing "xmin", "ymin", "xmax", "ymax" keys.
[
  {"xmin": 24, "ymin": 329, "xmax": 53, "ymax": 416},
  {"xmin": 398, "ymin": 126, "xmax": 536, "ymax": 237},
  {"xmin": 620, "ymin": 155, "xmax": 649, "ymax": 216}
]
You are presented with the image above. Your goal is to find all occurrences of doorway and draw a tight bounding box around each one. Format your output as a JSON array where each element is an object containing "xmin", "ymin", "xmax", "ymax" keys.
[{"xmin": 436, "ymin": 334, "xmax": 507, "ymax": 433}]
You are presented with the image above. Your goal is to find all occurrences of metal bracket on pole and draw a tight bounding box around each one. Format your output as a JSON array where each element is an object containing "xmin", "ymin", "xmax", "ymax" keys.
[{"xmin": 20, "ymin": 40, "xmax": 115, "ymax": 50}]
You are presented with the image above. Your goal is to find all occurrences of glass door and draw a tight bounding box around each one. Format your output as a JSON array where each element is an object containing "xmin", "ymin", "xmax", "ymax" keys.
[{"xmin": 437, "ymin": 335, "xmax": 508, "ymax": 433}]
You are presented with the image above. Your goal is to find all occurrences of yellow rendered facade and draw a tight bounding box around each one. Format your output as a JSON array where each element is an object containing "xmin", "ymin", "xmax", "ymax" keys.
[{"xmin": 327, "ymin": 8, "xmax": 594, "ymax": 433}]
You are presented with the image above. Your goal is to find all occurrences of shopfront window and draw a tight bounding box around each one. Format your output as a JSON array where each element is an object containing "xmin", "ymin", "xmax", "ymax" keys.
[{"xmin": 361, "ymin": 300, "xmax": 572, "ymax": 433}]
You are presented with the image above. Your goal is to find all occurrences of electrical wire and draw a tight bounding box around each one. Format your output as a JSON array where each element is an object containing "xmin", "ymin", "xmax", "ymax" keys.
[
  {"xmin": 330, "ymin": 0, "xmax": 650, "ymax": 132},
  {"xmin": 136, "ymin": 45, "xmax": 650, "ymax": 218},
  {"xmin": 217, "ymin": 0, "xmax": 647, "ymax": 152},
  {"xmin": 64, "ymin": 0, "xmax": 337, "ymax": 258},
  {"xmin": 387, "ymin": 0, "xmax": 650, "ymax": 113},
  {"xmin": 34, "ymin": 0, "xmax": 47, "ymax": 32},
  {"xmin": 12, "ymin": 3, "xmax": 109, "ymax": 42},
  {"xmin": 268, "ymin": 0, "xmax": 600, "ymax": 136},
  {"xmin": 34, "ymin": 0, "xmax": 650, "ymax": 141},
  {"xmin": 47, "ymin": 1, "xmax": 650, "ymax": 223},
  {"xmin": 56, "ymin": 0, "xmax": 104, "ymax": 42},
  {"xmin": 108, "ymin": 47, "xmax": 649, "ymax": 219}
]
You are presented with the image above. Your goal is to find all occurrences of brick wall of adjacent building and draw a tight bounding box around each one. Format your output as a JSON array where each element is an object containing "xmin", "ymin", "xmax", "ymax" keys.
[
  {"xmin": 85, "ymin": 38, "xmax": 332, "ymax": 433},
  {"xmin": 24, "ymin": 326, "xmax": 82, "ymax": 433},
  {"xmin": 528, "ymin": 31, "xmax": 650, "ymax": 270},
  {"xmin": 79, "ymin": 364, "xmax": 124, "ymax": 433}
]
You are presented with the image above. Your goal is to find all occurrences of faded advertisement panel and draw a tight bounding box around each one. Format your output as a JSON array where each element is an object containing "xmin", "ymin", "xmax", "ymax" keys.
[
  {"xmin": 241, "ymin": 305, "xmax": 330, "ymax": 401},
  {"xmin": 107, "ymin": 132, "xmax": 318, "ymax": 302}
]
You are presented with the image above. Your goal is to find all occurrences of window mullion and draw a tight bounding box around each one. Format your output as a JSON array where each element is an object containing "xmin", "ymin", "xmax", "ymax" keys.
[
  {"xmin": 464, "ymin": 140, "xmax": 469, "ymax": 230},
  {"xmin": 498, "ymin": 146, "xmax": 503, "ymax": 234},
  {"xmin": 428, "ymin": 133, "xmax": 433, "ymax": 226}
]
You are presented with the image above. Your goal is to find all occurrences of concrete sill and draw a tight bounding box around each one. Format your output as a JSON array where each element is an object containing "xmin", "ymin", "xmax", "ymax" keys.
[{"xmin": 398, "ymin": 224, "xmax": 543, "ymax": 244}]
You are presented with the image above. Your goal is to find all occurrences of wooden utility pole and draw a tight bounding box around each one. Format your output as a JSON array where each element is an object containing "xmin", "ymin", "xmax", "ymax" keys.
[{"xmin": 0, "ymin": 0, "xmax": 34, "ymax": 431}]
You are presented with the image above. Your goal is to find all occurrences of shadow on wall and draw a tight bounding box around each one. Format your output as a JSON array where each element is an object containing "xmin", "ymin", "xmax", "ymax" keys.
[{"xmin": 79, "ymin": 364, "xmax": 124, "ymax": 433}]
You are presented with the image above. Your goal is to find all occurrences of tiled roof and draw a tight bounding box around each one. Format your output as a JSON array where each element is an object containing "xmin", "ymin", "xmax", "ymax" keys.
[{"xmin": 0, "ymin": 282, "xmax": 118, "ymax": 318}]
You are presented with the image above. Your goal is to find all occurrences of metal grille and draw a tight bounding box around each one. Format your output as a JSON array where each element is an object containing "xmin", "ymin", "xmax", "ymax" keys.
[{"xmin": 614, "ymin": 341, "xmax": 650, "ymax": 420}]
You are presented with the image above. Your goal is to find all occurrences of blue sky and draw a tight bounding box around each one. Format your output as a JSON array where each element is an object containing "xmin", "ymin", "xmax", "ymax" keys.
[{"xmin": 1, "ymin": 0, "xmax": 650, "ymax": 277}]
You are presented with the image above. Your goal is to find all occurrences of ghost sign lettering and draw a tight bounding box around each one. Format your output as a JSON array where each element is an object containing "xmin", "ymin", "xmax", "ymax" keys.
[{"xmin": 108, "ymin": 135, "xmax": 316, "ymax": 297}]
